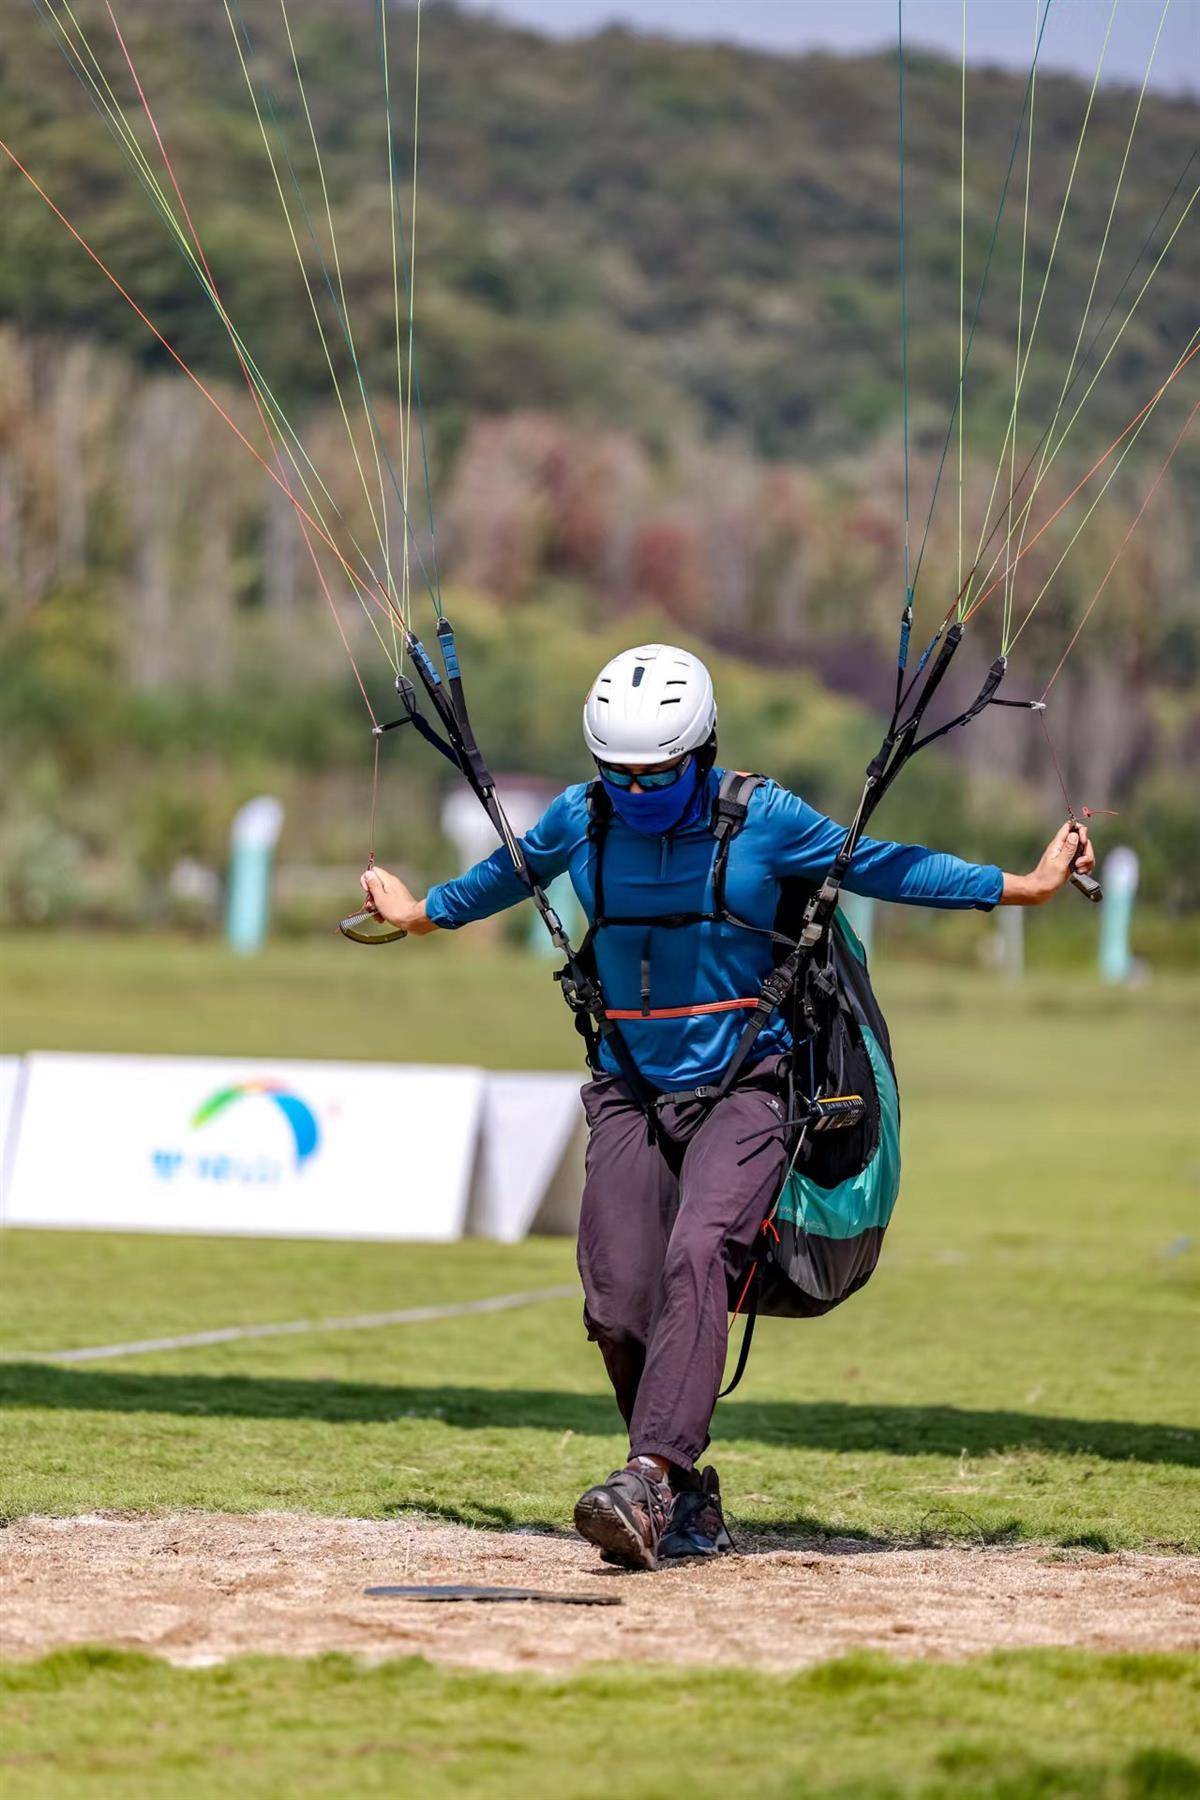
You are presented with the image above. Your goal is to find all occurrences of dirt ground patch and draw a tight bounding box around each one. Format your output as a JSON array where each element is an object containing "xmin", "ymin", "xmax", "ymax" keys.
[{"xmin": 2, "ymin": 1512, "xmax": 1198, "ymax": 1671}]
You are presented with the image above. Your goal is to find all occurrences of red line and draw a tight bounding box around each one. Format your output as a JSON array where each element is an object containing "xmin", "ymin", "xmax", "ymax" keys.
[
  {"xmin": 731, "ymin": 1260, "xmax": 758, "ymax": 1320},
  {"xmin": 963, "ymin": 337, "xmax": 1200, "ymax": 624},
  {"xmin": 1041, "ymin": 391, "xmax": 1200, "ymax": 699},
  {"xmin": 1039, "ymin": 710, "xmax": 1076, "ymax": 821},
  {"xmin": 0, "ymin": 132, "xmax": 396, "ymax": 642}
]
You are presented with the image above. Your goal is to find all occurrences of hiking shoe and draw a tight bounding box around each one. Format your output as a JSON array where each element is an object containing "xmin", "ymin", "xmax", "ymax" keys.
[
  {"xmin": 573, "ymin": 1463, "xmax": 670, "ymax": 1572},
  {"xmin": 659, "ymin": 1466, "xmax": 736, "ymax": 1561}
]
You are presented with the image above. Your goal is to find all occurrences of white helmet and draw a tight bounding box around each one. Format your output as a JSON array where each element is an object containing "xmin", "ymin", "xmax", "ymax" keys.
[{"xmin": 583, "ymin": 644, "xmax": 717, "ymax": 765}]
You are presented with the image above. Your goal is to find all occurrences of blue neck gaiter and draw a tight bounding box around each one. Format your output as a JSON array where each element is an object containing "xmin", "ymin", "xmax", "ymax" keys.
[{"xmin": 601, "ymin": 760, "xmax": 704, "ymax": 837}]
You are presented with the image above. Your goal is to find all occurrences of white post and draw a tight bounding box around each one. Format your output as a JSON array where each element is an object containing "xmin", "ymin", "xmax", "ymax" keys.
[{"xmin": 995, "ymin": 905, "xmax": 1025, "ymax": 981}]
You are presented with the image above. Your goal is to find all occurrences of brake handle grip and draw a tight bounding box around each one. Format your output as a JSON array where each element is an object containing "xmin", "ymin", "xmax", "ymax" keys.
[
  {"xmin": 338, "ymin": 907, "xmax": 408, "ymax": 945},
  {"xmin": 1069, "ymin": 824, "xmax": 1103, "ymax": 903},
  {"xmin": 1069, "ymin": 869, "xmax": 1103, "ymax": 903}
]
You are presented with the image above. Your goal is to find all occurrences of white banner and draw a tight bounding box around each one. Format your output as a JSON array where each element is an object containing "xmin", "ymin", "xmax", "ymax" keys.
[
  {"xmin": 468, "ymin": 1073, "xmax": 585, "ymax": 1242},
  {"xmin": 4, "ymin": 1053, "xmax": 483, "ymax": 1241},
  {"xmin": 0, "ymin": 1056, "xmax": 25, "ymax": 1203}
]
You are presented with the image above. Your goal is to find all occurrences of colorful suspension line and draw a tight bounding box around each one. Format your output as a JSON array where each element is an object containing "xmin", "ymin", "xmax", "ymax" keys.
[
  {"xmin": 997, "ymin": 0, "xmax": 1174, "ymax": 637},
  {"xmin": 902, "ymin": 0, "xmax": 1055, "ymax": 618},
  {"xmin": 894, "ymin": 0, "xmax": 914, "ymax": 716},
  {"xmin": 0, "ymin": 135, "xmax": 417, "ymax": 675},
  {"xmin": 28, "ymin": 0, "xmax": 451, "ymax": 845},
  {"xmin": 29, "ymin": 0, "xmax": 410, "ymax": 668},
  {"xmin": 898, "ymin": 0, "xmax": 1192, "ymax": 742},
  {"xmin": 935, "ymin": 142, "xmax": 1200, "ymax": 667},
  {"xmin": 221, "ymin": 0, "xmax": 441, "ymax": 627},
  {"xmin": 957, "ymin": 0, "xmax": 1121, "ymax": 622}
]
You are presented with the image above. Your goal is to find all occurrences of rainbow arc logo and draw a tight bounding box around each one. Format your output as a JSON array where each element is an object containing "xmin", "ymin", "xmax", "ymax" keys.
[{"xmin": 190, "ymin": 1080, "xmax": 321, "ymax": 1170}]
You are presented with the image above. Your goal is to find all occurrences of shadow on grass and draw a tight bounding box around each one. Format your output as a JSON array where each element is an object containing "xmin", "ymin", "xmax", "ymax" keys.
[{"xmin": 1, "ymin": 1364, "xmax": 1196, "ymax": 1467}]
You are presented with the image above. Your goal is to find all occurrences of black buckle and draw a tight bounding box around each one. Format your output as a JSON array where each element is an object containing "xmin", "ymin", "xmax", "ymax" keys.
[
  {"xmin": 809, "ymin": 962, "xmax": 838, "ymax": 1001},
  {"xmin": 757, "ymin": 967, "xmax": 793, "ymax": 1012},
  {"xmin": 712, "ymin": 798, "xmax": 748, "ymax": 839},
  {"xmin": 554, "ymin": 968, "xmax": 586, "ymax": 1014}
]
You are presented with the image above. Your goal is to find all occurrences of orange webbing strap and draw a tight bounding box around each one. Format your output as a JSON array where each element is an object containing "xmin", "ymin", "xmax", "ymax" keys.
[{"xmin": 604, "ymin": 997, "xmax": 760, "ymax": 1021}]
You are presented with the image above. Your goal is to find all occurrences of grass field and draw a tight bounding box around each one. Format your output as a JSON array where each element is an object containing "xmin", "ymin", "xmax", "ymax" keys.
[
  {"xmin": 1, "ymin": 934, "xmax": 1198, "ymax": 1795},
  {"xmin": 3, "ymin": 1647, "xmax": 1198, "ymax": 1799}
]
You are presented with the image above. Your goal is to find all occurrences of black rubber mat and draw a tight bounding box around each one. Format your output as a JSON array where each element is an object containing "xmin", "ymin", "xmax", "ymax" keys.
[{"xmin": 364, "ymin": 1583, "xmax": 621, "ymax": 1606}]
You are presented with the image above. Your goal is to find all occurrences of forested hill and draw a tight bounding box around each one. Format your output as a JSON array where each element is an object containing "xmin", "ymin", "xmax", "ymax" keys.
[
  {"xmin": 2, "ymin": 2, "xmax": 1198, "ymax": 921},
  {"xmin": 3, "ymin": 0, "xmax": 1197, "ymax": 464}
]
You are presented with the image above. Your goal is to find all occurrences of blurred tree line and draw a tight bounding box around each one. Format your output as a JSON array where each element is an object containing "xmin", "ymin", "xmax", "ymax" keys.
[
  {"xmin": 5, "ymin": 2, "xmax": 1196, "ymax": 467},
  {"xmin": 0, "ymin": 4, "xmax": 1196, "ymax": 933}
]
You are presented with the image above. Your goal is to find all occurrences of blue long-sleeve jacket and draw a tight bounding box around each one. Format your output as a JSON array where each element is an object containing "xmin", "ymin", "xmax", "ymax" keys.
[{"xmin": 428, "ymin": 768, "xmax": 1002, "ymax": 1090}]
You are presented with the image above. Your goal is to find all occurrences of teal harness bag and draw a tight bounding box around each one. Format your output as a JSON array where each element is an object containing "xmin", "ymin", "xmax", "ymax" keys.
[{"xmin": 745, "ymin": 902, "xmax": 903, "ymax": 1324}]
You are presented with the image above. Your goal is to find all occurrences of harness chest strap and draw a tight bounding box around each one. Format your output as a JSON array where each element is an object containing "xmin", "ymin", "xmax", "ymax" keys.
[{"xmin": 605, "ymin": 996, "xmax": 760, "ymax": 1021}]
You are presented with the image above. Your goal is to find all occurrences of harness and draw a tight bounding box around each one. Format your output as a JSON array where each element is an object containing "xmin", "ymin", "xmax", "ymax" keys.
[
  {"xmin": 566, "ymin": 773, "xmax": 781, "ymax": 1074},
  {"xmin": 567, "ymin": 773, "xmax": 867, "ymax": 1147},
  {"xmin": 337, "ymin": 612, "xmax": 1051, "ymax": 1391}
]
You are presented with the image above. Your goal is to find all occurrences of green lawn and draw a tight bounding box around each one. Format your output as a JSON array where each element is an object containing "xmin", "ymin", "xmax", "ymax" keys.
[
  {"xmin": 0, "ymin": 930, "xmax": 573, "ymax": 1066},
  {"xmin": 1, "ymin": 936, "xmax": 1197, "ymax": 1798},
  {"xmin": 1, "ymin": 939, "xmax": 1196, "ymax": 1546},
  {"xmin": 2, "ymin": 1648, "xmax": 1198, "ymax": 1800}
]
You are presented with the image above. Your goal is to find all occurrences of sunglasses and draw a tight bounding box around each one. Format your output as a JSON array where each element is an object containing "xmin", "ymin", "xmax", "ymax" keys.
[{"xmin": 596, "ymin": 755, "xmax": 692, "ymax": 791}]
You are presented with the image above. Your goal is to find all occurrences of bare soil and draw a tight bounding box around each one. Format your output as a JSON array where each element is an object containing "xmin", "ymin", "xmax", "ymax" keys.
[{"xmin": 2, "ymin": 1512, "xmax": 1198, "ymax": 1671}]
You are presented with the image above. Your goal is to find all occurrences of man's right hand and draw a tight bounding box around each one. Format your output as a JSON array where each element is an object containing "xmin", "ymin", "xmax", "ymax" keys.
[{"xmin": 359, "ymin": 867, "xmax": 438, "ymax": 935}]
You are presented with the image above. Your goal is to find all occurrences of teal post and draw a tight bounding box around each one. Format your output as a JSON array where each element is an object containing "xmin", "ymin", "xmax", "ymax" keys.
[
  {"xmin": 530, "ymin": 873, "xmax": 587, "ymax": 959},
  {"xmin": 1099, "ymin": 846, "xmax": 1139, "ymax": 985},
  {"xmin": 839, "ymin": 892, "xmax": 876, "ymax": 961},
  {"xmin": 226, "ymin": 796, "xmax": 284, "ymax": 957}
]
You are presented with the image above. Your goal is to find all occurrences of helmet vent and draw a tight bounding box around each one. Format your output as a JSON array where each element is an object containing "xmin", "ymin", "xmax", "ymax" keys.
[{"xmin": 632, "ymin": 666, "xmax": 645, "ymax": 688}]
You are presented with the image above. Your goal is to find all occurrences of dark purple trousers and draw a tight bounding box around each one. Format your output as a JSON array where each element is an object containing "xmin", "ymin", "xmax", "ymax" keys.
[{"xmin": 576, "ymin": 1069, "xmax": 789, "ymax": 1471}]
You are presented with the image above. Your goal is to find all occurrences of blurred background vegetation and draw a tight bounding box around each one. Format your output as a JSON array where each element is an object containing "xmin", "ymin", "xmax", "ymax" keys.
[{"xmin": 0, "ymin": 1, "xmax": 1196, "ymax": 953}]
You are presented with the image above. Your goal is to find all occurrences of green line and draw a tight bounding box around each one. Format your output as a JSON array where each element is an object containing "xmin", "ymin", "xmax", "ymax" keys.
[
  {"xmin": 380, "ymin": 0, "xmax": 444, "ymax": 616},
  {"xmin": 897, "ymin": 0, "xmax": 912, "ymax": 606},
  {"xmin": 277, "ymin": 0, "xmax": 397, "ymax": 612},
  {"xmin": 906, "ymin": 0, "xmax": 1054, "ymax": 611},
  {"xmin": 1002, "ymin": 0, "xmax": 1042, "ymax": 650},
  {"xmin": 227, "ymin": 0, "xmax": 441, "ymax": 624},
  {"xmin": 1001, "ymin": 0, "xmax": 1173, "ymax": 651},
  {"xmin": 381, "ymin": 0, "xmax": 406, "ymax": 664},
  {"xmin": 220, "ymin": 0, "xmax": 397, "ymax": 592},
  {"xmin": 957, "ymin": 0, "xmax": 967, "ymax": 600},
  {"xmin": 224, "ymin": 0, "xmax": 444, "ymax": 625},
  {"xmin": 401, "ymin": 0, "xmax": 425, "ymax": 633}
]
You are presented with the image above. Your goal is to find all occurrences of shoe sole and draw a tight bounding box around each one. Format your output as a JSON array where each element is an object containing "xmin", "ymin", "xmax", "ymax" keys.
[
  {"xmin": 658, "ymin": 1539, "xmax": 734, "ymax": 1562},
  {"xmin": 573, "ymin": 1489, "xmax": 658, "ymax": 1572}
]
